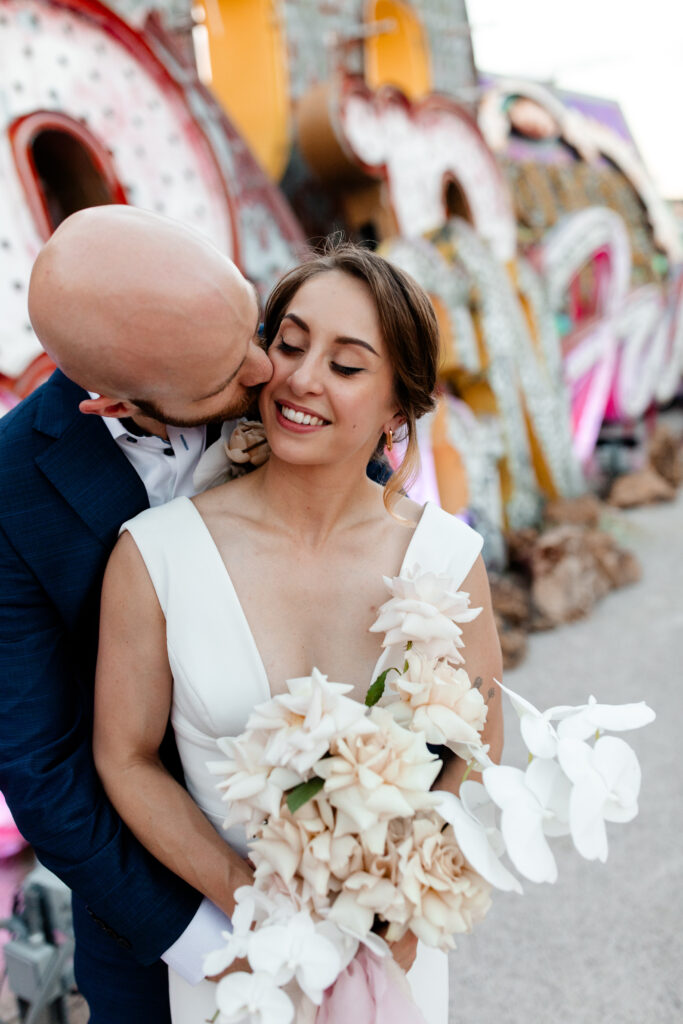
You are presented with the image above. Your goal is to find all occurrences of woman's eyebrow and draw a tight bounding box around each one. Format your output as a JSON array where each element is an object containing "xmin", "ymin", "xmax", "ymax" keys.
[
  {"xmin": 281, "ymin": 312, "xmax": 309, "ymax": 332},
  {"xmin": 282, "ymin": 312, "xmax": 379, "ymax": 356},
  {"xmin": 335, "ymin": 335, "xmax": 379, "ymax": 356}
]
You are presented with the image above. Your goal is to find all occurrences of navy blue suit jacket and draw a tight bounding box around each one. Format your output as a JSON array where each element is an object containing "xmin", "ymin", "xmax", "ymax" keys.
[{"xmin": 0, "ymin": 370, "xmax": 201, "ymax": 964}]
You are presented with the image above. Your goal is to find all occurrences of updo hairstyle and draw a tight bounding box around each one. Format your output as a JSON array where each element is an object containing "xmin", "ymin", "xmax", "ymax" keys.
[{"xmin": 262, "ymin": 241, "xmax": 440, "ymax": 513}]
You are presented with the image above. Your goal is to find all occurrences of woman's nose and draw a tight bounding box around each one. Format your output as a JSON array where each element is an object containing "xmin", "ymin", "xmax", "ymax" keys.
[{"xmin": 287, "ymin": 355, "xmax": 324, "ymax": 395}]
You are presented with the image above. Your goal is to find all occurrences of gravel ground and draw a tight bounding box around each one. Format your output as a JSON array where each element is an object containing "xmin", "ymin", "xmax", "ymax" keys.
[{"xmin": 2, "ymin": 491, "xmax": 681, "ymax": 1023}]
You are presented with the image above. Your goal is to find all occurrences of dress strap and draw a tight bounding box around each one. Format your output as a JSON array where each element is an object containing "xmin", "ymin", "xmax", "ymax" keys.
[
  {"xmin": 403, "ymin": 502, "xmax": 483, "ymax": 590},
  {"xmin": 119, "ymin": 496, "xmax": 197, "ymax": 615},
  {"xmin": 371, "ymin": 503, "xmax": 484, "ymax": 684}
]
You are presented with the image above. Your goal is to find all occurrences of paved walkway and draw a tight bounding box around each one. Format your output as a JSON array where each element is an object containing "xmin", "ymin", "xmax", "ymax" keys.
[{"xmin": 448, "ymin": 490, "xmax": 683, "ymax": 1024}]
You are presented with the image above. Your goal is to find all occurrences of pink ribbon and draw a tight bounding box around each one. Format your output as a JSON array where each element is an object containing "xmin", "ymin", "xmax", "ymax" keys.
[{"xmin": 316, "ymin": 949, "xmax": 427, "ymax": 1024}]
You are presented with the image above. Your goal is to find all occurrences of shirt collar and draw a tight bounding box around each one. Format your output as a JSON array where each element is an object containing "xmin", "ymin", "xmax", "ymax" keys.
[{"xmin": 87, "ymin": 393, "xmax": 167, "ymax": 445}]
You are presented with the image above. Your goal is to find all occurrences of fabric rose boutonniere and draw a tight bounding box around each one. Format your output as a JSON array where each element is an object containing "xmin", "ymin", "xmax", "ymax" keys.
[{"xmin": 193, "ymin": 419, "xmax": 270, "ymax": 491}]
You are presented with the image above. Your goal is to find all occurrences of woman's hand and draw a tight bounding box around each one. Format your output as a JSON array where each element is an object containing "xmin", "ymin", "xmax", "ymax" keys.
[{"xmin": 387, "ymin": 929, "xmax": 418, "ymax": 973}]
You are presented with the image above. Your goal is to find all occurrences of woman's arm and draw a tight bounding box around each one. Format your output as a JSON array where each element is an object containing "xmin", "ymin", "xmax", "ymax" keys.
[
  {"xmin": 93, "ymin": 532, "xmax": 253, "ymax": 920},
  {"xmin": 437, "ymin": 554, "xmax": 504, "ymax": 794}
]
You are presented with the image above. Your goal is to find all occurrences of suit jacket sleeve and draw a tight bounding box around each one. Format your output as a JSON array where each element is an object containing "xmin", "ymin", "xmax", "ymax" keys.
[
  {"xmin": 0, "ymin": 390, "xmax": 203, "ymax": 965},
  {"xmin": 0, "ymin": 523, "xmax": 202, "ymax": 963}
]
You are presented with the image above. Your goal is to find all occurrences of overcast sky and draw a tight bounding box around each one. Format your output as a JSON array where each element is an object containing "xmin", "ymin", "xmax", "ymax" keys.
[{"xmin": 466, "ymin": 0, "xmax": 683, "ymax": 198}]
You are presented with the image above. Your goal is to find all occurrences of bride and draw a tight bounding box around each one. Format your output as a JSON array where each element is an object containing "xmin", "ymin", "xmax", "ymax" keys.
[{"xmin": 93, "ymin": 243, "xmax": 503, "ymax": 1023}]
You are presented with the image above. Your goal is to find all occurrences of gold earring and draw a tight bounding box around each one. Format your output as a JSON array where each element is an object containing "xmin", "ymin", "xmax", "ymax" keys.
[{"xmin": 386, "ymin": 429, "xmax": 393, "ymax": 452}]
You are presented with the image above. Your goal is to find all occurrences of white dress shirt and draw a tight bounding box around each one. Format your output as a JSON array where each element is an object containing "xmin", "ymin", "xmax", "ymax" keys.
[
  {"xmin": 96, "ymin": 410, "xmax": 207, "ymax": 508},
  {"xmin": 95, "ymin": 405, "xmax": 233, "ymax": 983}
]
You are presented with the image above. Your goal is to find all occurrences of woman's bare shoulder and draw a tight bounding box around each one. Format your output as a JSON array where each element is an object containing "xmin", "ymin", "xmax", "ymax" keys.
[{"xmin": 192, "ymin": 470, "xmax": 261, "ymax": 519}]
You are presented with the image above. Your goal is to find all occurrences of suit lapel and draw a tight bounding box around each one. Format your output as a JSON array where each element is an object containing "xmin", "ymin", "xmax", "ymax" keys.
[{"xmin": 34, "ymin": 372, "xmax": 148, "ymax": 545}]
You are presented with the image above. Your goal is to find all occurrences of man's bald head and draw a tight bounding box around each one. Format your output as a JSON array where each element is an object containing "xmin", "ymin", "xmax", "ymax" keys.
[{"xmin": 29, "ymin": 206, "xmax": 271, "ymax": 428}]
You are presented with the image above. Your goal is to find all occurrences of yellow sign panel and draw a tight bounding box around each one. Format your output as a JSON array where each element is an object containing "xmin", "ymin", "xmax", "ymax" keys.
[
  {"xmin": 364, "ymin": 0, "xmax": 432, "ymax": 101},
  {"xmin": 198, "ymin": 0, "xmax": 291, "ymax": 181}
]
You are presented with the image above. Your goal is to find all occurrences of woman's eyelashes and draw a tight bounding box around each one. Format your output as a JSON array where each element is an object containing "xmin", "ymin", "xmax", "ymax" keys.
[
  {"xmin": 331, "ymin": 362, "xmax": 363, "ymax": 377},
  {"xmin": 275, "ymin": 338, "xmax": 301, "ymax": 356},
  {"xmin": 275, "ymin": 336, "xmax": 364, "ymax": 377}
]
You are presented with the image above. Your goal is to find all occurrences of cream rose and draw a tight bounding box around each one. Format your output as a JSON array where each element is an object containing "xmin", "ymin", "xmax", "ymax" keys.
[
  {"xmin": 246, "ymin": 668, "xmax": 375, "ymax": 776},
  {"xmin": 369, "ymin": 565, "xmax": 482, "ymax": 665},
  {"xmin": 314, "ymin": 707, "xmax": 441, "ymax": 837},
  {"xmin": 389, "ymin": 651, "xmax": 488, "ymax": 756},
  {"xmin": 331, "ymin": 870, "xmax": 409, "ymax": 935},
  {"xmin": 208, "ymin": 730, "xmax": 301, "ymax": 838},
  {"xmin": 250, "ymin": 806, "xmax": 310, "ymax": 886},
  {"xmin": 300, "ymin": 828, "xmax": 364, "ymax": 896},
  {"xmin": 397, "ymin": 814, "xmax": 492, "ymax": 949}
]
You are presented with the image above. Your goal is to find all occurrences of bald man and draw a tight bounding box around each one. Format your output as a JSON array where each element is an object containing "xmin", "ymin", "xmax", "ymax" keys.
[{"xmin": 0, "ymin": 207, "xmax": 272, "ymax": 1023}]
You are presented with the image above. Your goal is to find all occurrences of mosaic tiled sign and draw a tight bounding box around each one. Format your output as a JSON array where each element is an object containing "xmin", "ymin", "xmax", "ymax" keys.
[{"xmin": 481, "ymin": 80, "xmax": 683, "ymax": 441}]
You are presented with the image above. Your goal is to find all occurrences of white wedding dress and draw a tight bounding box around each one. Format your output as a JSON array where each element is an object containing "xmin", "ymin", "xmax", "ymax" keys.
[{"xmin": 122, "ymin": 496, "xmax": 483, "ymax": 1024}]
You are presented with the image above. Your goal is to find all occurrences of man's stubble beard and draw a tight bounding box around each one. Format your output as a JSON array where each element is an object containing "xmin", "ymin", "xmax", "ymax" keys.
[{"xmin": 131, "ymin": 387, "xmax": 261, "ymax": 429}]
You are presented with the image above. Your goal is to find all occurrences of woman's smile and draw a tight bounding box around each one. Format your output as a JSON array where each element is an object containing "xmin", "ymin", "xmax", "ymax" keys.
[{"xmin": 274, "ymin": 399, "xmax": 331, "ymax": 431}]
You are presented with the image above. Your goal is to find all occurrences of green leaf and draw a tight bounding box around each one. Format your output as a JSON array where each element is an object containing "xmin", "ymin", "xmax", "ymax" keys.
[
  {"xmin": 365, "ymin": 667, "xmax": 396, "ymax": 706},
  {"xmin": 286, "ymin": 777, "xmax": 325, "ymax": 814}
]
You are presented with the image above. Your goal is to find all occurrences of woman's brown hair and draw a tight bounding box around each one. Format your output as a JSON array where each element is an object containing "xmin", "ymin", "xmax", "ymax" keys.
[{"xmin": 262, "ymin": 240, "xmax": 439, "ymax": 513}]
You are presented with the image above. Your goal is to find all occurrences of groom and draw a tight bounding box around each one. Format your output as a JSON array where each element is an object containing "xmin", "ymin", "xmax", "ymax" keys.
[{"xmin": 0, "ymin": 207, "xmax": 273, "ymax": 1022}]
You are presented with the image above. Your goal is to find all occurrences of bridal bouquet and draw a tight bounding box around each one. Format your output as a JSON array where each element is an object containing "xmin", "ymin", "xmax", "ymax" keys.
[{"xmin": 205, "ymin": 566, "xmax": 654, "ymax": 1024}]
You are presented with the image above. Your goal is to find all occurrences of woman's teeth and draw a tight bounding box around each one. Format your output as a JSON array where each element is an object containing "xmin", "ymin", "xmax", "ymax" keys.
[{"xmin": 280, "ymin": 404, "xmax": 326, "ymax": 427}]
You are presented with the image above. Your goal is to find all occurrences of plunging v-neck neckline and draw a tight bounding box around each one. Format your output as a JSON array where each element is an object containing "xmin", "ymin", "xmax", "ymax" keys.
[{"xmin": 181, "ymin": 495, "xmax": 432, "ymax": 696}]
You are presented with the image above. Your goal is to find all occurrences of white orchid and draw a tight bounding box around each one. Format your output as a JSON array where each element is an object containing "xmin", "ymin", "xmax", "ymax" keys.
[
  {"xmin": 497, "ymin": 681, "xmax": 656, "ymax": 760},
  {"xmin": 215, "ymin": 971, "xmax": 294, "ymax": 1024},
  {"xmin": 483, "ymin": 759, "xmax": 571, "ymax": 883},
  {"xmin": 203, "ymin": 888, "xmax": 256, "ymax": 978},
  {"xmin": 557, "ymin": 735, "xmax": 642, "ymax": 862},
  {"xmin": 551, "ymin": 696, "xmax": 656, "ymax": 741},
  {"xmin": 204, "ymin": 886, "xmax": 305, "ymax": 979},
  {"xmin": 495, "ymin": 680, "xmax": 560, "ymax": 758},
  {"xmin": 248, "ymin": 912, "xmax": 343, "ymax": 1005},
  {"xmin": 459, "ymin": 781, "xmax": 507, "ymax": 858},
  {"xmin": 246, "ymin": 669, "xmax": 375, "ymax": 776},
  {"xmin": 434, "ymin": 787, "xmax": 522, "ymax": 894},
  {"xmin": 369, "ymin": 565, "xmax": 481, "ymax": 666}
]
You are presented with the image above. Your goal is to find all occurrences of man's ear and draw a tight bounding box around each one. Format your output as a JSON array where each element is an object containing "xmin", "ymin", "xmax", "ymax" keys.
[{"xmin": 78, "ymin": 395, "xmax": 138, "ymax": 419}]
